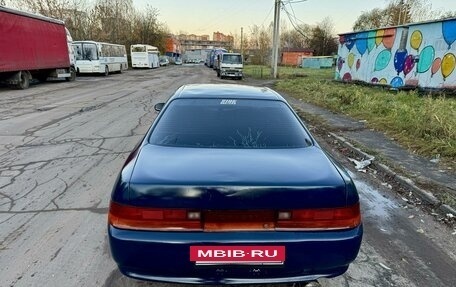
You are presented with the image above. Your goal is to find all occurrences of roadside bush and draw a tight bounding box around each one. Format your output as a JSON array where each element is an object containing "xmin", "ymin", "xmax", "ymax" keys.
[{"xmin": 276, "ymin": 68, "xmax": 456, "ymax": 162}]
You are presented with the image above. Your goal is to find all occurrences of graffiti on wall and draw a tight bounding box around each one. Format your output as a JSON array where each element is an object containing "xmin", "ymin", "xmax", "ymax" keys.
[{"xmin": 336, "ymin": 19, "xmax": 456, "ymax": 90}]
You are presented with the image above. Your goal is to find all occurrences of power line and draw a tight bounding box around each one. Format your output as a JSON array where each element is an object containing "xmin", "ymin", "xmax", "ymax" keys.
[
  {"xmin": 261, "ymin": 3, "xmax": 275, "ymax": 27},
  {"xmin": 284, "ymin": 0, "xmax": 307, "ymax": 26},
  {"xmin": 282, "ymin": 3, "xmax": 310, "ymax": 39}
]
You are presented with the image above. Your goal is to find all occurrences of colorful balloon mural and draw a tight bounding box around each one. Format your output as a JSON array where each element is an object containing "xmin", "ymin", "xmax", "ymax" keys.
[
  {"xmin": 410, "ymin": 30, "xmax": 423, "ymax": 51},
  {"xmin": 442, "ymin": 20, "xmax": 456, "ymax": 49},
  {"xmin": 356, "ymin": 32, "xmax": 368, "ymax": 55},
  {"xmin": 390, "ymin": 76, "xmax": 404, "ymax": 88},
  {"xmin": 368, "ymin": 31, "xmax": 376, "ymax": 53},
  {"xmin": 339, "ymin": 35, "xmax": 345, "ymax": 45},
  {"xmin": 382, "ymin": 28, "xmax": 396, "ymax": 49},
  {"xmin": 348, "ymin": 53, "xmax": 355, "ymax": 69},
  {"xmin": 337, "ymin": 57, "xmax": 344, "ymax": 71},
  {"xmin": 336, "ymin": 19, "xmax": 456, "ymax": 90},
  {"xmin": 345, "ymin": 34, "xmax": 356, "ymax": 51},
  {"xmin": 431, "ymin": 58, "xmax": 442, "ymax": 77},
  {"xmin": 417, "ymin": 46, "xmax": 435, "ymax": 73},
  {"xmin": 441, "ymin": 53, "xmax": 456, "ymax": 80},
  {"xmin": 375, "ymin": 30, "xmax": 384, "ymax": 46},
  {"xmin": 375, "ymin": 49, "xmax": 392, "ymax": 71},
  {"xmin": 394, "ymin": 49, "xmax": 408, "ymax": 75},
  {"xmin": 404, "ymin": 55, "xmax": 415, "ymax": 76},
  {"xmin": 342, "ymin": 73, "xmax": 352, "ymax": 82}
]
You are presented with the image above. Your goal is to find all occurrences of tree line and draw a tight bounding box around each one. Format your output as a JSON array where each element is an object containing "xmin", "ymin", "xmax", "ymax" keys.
[
  {"xmin": 232, "ymin": 17, "xmax": 338, "ymax": 65},
  {"xmin": 13, "ymin": 0, "xmax": 169, "ymax": 53},
  {"xmin": 233, "ymin": 0, "xmax": 455, "ymax": 65},
  {"xmin": 7, "ymin": 0, "xmax": 338, "ymax": 64},
  {"xmin": 4, "ymin": 0, "xmax": 455, "ymax": 65},
  {"xmin": 353, "ymin": 0, "xmax": 456, "ymax": 31}
]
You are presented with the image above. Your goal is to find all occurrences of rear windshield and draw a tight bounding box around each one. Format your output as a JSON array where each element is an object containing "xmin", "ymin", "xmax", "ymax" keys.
[{"xmin": 149, "ymin": 99, "xmax": 312, "ymax": 149}]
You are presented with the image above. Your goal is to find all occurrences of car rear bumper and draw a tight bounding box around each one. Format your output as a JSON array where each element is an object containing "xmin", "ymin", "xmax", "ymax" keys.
[{"xmin": 109, "ymin": 224, "xmax": 362, "ymax": 284}]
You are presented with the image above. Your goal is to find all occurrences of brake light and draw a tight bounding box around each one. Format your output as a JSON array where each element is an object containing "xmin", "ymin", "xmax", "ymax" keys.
[
  {"xmin": 276, "ymin": 203, "xmax": 361, "ymax": 230},
  {"xmin": 108, "ymin": 202, "xmax": 202, "ymax": 231},
  {"xmin": 109, "ymin": 202, "xmax": 361, "ymax": 231}
]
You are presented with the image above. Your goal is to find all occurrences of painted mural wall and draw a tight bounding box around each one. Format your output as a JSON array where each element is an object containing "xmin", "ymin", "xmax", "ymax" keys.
[{"xmin": 336, "ymin": 18, "xmax": 456, "ymax": 90}]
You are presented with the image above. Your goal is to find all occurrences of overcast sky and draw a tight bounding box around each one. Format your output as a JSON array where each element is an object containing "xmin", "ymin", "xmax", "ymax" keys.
[{"xmin": 134, "ymin": 0, "xmax": 456, "ymax": 36}]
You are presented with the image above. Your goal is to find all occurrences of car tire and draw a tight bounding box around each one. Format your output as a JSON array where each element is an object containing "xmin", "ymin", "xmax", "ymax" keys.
[
  {"xmin": 16, "ymin": 71, "xmax": 30, "ymax": 90},
  {"xmin": 66, "ymin": 67, "xmax": 76, "ymax": 82}
]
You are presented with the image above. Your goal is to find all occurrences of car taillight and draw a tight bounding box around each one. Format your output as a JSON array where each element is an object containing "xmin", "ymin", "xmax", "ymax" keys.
[
  {"xmin": 108, "ymin": 202, "xmax": 202, "ymax": 231},
  {"xmin": 276, "ymin": 203, "xmax": 361, "ymax": 231},
  {"xmin": 109, "ymin": 202, "xmax": 361, "ymax": 232}
]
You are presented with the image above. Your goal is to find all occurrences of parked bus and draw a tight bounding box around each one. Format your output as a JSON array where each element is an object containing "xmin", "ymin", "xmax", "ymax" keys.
[
  {"xmin": 73, "ymin": 41, "xmax": 128, "ymax": 76},
  {"xmin": 131, "ymin": 44, "xmax": 160, "ymax": 69}
]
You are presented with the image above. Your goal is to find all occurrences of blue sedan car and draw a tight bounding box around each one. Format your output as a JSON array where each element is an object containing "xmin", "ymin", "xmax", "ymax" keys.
[{"xmin": 108, "ymin": 84, "xmax": 362, "ymax": 285}]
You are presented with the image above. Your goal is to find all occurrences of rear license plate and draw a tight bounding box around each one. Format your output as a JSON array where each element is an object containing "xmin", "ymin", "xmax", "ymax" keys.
[{"xmin": 190, "ymin": 246, "xmax": 285, "ymax": 265}]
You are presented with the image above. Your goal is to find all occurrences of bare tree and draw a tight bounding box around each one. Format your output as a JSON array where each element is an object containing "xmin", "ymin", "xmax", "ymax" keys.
[
  {"xmin": 353, "ymin": 0, "xmax": 446, "ymax": 31},
  {"xmin": 17, "ymin": 0, "xmax": 74, "ymax": 19},
  {"xmin": 281, "ymin": 24, "xmax": 311, "ymax": 49},
  {"xmin": 248, "ymin": 24, "xmax": 272, "ymax": 65},
  {"xmin": 308, "ymin": 17, "xmax": 337, "ymax": 56},
  {"xmin": 439, "ymin": 10, "xmax": 456, "ymax": 20},
  {"xmin": 130, "ymin": 5, "xmax": 168, "ymax": 52},
  {"xmin": 91, "ymin": 0, "xmax": 133, "ymax": 43},
  {"xmin": 16, "ymin": 0, "xmax": 168, "ymax": 50}
]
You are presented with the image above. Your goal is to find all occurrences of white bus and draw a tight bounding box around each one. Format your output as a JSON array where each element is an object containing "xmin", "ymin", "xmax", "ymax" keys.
[
  {"xmin": 73, "ymin": 41, "xmax": 128, "ymax": 76},
  {"xmin": 131, "ymin": 44, "xmax": 160, "ymax": 69}
]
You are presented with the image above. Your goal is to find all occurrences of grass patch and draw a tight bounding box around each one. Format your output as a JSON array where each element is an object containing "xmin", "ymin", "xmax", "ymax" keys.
[
  {"xmin": 272, "ymin": 67, "xmax": 456, "ymax": 165},
  {"xmin": 244, "ymin": 65, "xmax": 329, "ymax": 79}
]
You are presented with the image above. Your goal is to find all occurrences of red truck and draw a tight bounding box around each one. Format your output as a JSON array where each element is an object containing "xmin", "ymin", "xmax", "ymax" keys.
[{"xmin": 0, "ymin": 6, "xmax": 75, "ymax": 89}]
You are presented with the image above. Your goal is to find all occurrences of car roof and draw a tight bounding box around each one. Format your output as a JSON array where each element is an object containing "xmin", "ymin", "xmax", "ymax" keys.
[{"xmin": 172, "ymin": 84, "xmax": 284, "ymax": 101}]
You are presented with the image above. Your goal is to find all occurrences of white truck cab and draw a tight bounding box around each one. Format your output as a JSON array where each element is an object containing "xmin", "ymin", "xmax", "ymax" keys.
[{"xmin": 216, "ymin": 52, "xmax": 243, "ymax": 80}]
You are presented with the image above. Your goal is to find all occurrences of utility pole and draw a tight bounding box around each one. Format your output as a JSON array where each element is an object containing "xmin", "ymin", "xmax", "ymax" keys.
[
  {"xmin": 271, "ymin": 0, "xmax": 281, "ymax": 78},
  {"xmin": 241, "ymin": 27, "xmax": 244, "ymax": 60}
]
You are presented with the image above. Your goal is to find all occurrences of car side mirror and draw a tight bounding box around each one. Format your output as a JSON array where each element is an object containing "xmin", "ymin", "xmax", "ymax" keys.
[{"xmin": 154, "ymin": 103, "xmax": 165, "ymax": 111}]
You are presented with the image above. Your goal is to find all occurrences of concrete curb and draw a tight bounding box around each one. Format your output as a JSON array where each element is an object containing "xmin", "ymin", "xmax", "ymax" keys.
[{"xmin": 329, "ymin": 132, "xmax": 455, "ymax": 217}]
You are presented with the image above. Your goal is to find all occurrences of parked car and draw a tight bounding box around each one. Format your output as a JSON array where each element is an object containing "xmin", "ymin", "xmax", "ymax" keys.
[
  {"xmin": 159, "ymin": 56, "xmax": 169, "ymax": 66},
  {"xmin": 175, "ymin": 58, "xmax": 182, "ymax": 65},
  {"xmin": 108, "ymin": 84, "xmax": 363, "ymax": 285}
]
